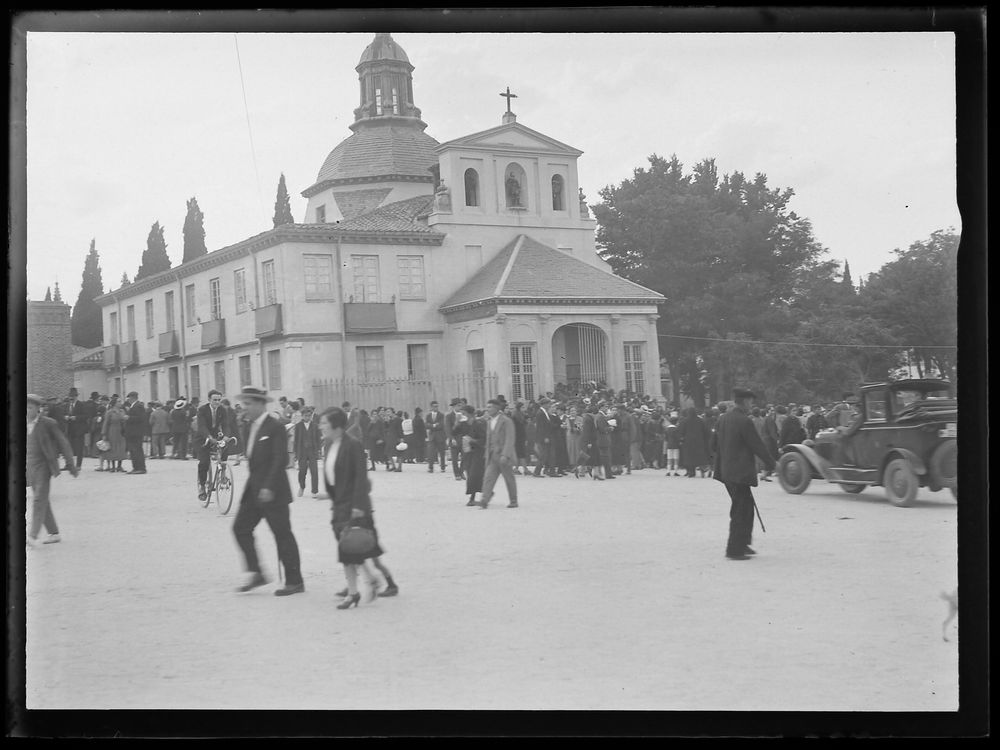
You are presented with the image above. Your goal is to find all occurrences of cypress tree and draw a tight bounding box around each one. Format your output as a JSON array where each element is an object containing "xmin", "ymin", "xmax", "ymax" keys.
[
  {"xmin": 135, "ymin": 221, "xmax": 172, "ymax": 280},
  {"xmin": 182, "ymin": 197, "xmax": 208, "ymax": 262},
  {"xmin": 842, "ymin": 259, "xmax": 855, "ymax": 292},
  {"xmin": 53, "ymin": 282, "xmax": 63, "ymax": 302},
  {"xmin": 71, "ymin": 239, "xmax": 106, "ymax": 347},
  {"xmin": 44, "ymin": 286, "xmax": 52, "ymax": 302},
  {"xmin": 273, "ymin": 173, "xmax": 295, "ymax": 227},
  {"xmin": 120, "ymin": 271, "xmax": 131, "ymax": 288}
]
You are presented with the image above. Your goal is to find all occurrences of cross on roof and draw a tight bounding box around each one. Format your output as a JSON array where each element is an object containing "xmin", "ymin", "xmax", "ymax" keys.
[{"xmin": 500, "ymin": 86, "xmax": 517, "ymax": 113}]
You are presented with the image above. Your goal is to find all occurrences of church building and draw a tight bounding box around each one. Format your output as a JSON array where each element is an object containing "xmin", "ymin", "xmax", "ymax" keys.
[{"xmin": 95, "ymin": 33, "xmax": 664, "ymax": 407}]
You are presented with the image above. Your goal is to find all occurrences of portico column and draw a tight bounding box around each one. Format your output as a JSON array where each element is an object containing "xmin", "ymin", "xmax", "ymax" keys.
[
  {"xmin": 495, "ymin": 313, "xmax": 511, "ymax": 397},
  {"xmin": 537, "ymin": 313, "xmax": 553, "ymax": 394},
  {"xmin": 646, "ymin": 313, "xmax": 663, "ymax": 399},
  {"xmin": 608, "ymin": 314, "xmax": 624, "ymax": 390}
]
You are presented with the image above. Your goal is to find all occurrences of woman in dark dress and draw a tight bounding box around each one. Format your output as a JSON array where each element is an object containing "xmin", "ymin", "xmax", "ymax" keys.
[
  {"xmin": 409, "ymin": 407, "xmax": 427, "ymax": 464},
  {"xmin": 596, "ymin": 404, "xmax": 615, "ymax": 480},
  {"xmin": 452, "ymin": 405, "xmax": 486, "ymax": 505},
  {"xmin": 551, "ymin": 404, "xmax": 570, "ymax": 475},
  {"xmin": 318, "ymin": 407, "xmax": 398, "ymax": 609},
  {"xmin": 609, "ymin": 405, "xmax": 628, "ymax": 475},
  {"xmin": 366, "ymin": 409, "xmax": 385, "ymax": 471},
  {"xmin": 678, "ymin": 406, "xmax": 711, "ymax": 477},
  {"xmin": 384, "ymin": 409, "xmax": 403, "ymax": 472}
]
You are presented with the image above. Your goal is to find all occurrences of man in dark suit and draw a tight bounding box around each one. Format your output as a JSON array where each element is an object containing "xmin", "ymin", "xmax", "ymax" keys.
[
  {"xmin": 532, "ymin": 397, "xmax": 555, "ymax": 477},
  {"xmin": 424, "ymin": 400, "xmax": 447, "ymax": 472},
  {"xmin": 63, "ymin": 387, "xmax": 92, "ymax": 469},
  {"xmin": 122, "ymin": 391, "xmax": 148, "ymax": 474},
  {"xmin": 444, "ymin": 398, "xmax": 464, "ymax": 480},
  {"xmin": 26, "ymin": 393, "xmax": 78, "ymax": 548},
  {"xmin": 712, "ymin": 388, "xmax": 776, "ymax": 560},
  {"xmin": 293, "ymin": 406, "xmax": 321, "ymax": 498},
  {"xmin": 233, "ymin": 386, "xmax": 304, "ymax": 596},
  {"xmin": 195, "ymin": 389, "xmax": 235, "ymax": 500}
]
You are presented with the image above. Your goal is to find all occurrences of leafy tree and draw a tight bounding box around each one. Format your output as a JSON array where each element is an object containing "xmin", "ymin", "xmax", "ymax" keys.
[
  {"xmin": 594, "ymin": 154, "xmax": 827, "ymax": 403},
  {"xmin": 182, "ymin": 197, "xmax": 207, "ymax": 263},
  {"xmin": 861, "ymin": 228, "xmax": 958, "ymax": 382},
  {"xmin": 71, "ymin": 239, "xmax": 105, "ymax": 347},
  {"xmin": 135, "ymin": 221, "xmax": 171, "ymax": 281},
  {"xmin": 273, "ymin": 173, "xmax": 295, "ymax": 227}
]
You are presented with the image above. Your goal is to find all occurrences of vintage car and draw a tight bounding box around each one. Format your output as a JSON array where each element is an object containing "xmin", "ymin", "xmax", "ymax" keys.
[{"xmin": 776, "ymin": 379, "xmax": 957, "ymax": 506}]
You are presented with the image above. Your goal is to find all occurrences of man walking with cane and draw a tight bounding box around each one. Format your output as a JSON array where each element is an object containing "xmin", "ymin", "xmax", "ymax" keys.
[{"xmin": 712, "ymin": 388, "xmax": 775, "ymax": 560}]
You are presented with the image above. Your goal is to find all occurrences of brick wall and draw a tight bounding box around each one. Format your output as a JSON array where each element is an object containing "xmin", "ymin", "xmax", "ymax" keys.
[{"xmin": 27, "ymin": 301, "xmax": 74, "ymax": 398}]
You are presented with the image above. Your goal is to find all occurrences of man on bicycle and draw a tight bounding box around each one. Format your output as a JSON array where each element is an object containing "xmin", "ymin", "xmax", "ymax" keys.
[{"xmin": 196, "ymin": 390, "xmax": 236, "ymax": 501}]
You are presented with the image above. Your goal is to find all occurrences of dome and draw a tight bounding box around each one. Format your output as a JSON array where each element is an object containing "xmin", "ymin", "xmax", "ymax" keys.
[
  {"xmin": 358, "ymin": 33, "xmax": 411, "ymax": 66},
  {"xmin": 314, "ymin": 125, "xmax": 439, "ymax": 185}
]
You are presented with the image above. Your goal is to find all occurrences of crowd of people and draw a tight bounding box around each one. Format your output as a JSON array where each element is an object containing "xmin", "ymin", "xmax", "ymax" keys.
[{"xmin": 26, "ymin": 381, "xmax": 865, "ymax": 586}]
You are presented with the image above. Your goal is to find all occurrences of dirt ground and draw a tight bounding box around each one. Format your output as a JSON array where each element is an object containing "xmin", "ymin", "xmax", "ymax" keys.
[{"xmin": 22, "ymin": 456, "xmax": 958, "ymax": 712}]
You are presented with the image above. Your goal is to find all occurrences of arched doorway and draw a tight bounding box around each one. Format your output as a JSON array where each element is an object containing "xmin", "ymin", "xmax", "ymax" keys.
[{"xmin": 552, "ymin": 323, "xmax": 607, "ymax": 390}]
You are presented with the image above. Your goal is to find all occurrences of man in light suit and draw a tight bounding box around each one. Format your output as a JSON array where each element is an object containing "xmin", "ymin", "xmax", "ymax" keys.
[
  {"xmin": 26, "ymin": 393, "xmax": 78, "ymax": 548},
  {"xmin": 232, "ymin": 386, "xmax": 304, "ymax": 596},
  {"xmin": 478, "ymin": 397, "xmax": 519, "ymax": 509}
]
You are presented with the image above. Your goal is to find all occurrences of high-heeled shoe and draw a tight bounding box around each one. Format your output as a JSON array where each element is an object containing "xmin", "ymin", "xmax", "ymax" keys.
[{"xmin": 337, "ymin": 592, "xmax": 361, "ymax": 610}]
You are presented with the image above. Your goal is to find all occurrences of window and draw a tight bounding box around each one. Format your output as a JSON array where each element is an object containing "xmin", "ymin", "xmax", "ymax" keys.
[
  {"xmin": 315, "ymin": 205, "xmax": 326, "ymax": 224},
  {"xmin": 214, "ymin": 360, "xmax": 226, "ymax": 395},
  {"xmin": 165, "ymin": 291, "xmax": 175, "ymax": 331},
  {"xmin": 150, "ymin": 370, "xmax": 159, "ymax": 402},
  {"xmin": 407, "ymin": 344, "xmax": 429, "ymax": 380},
  {"xmin": 356, "ymin": 346, "xmax": 385, "ymax": 382},
  {"xmin": 504, "ymin": 163, "xmax": 526, "ymax": 208},
  {"xmin": 185, "ymin": 284, "xmax": 196, "ymax": 323},
  {"xmin": 391, "ymin": 87, "xmax": 399, "ymax": 114},
  {"xmin": 464, "ymin": 168, "xmax": 480, "ymax": 207},
  {"xmin": 551, "ymin": 174, "xmax": 565, "ymax": 211},
  {"xmin": 624, "ymin": 343, "xmax": 645, "ymax": 395},
  {"xmin": 375, "ymin": 87, "xmax": 382, "ymax": 115},
  {"xmin": 304, "ymin": 254, "xmax": 335, "ymax": 300},
  {"xmin": 351, "ymin": 255, "xmax": 380, "ymax": 302},
  {"xmin": 234, "ymin": 269, "xmax": 247, "ymax": 314},
  {"xmin": 209, "ymin": 278, "xmax": 222, "ymax": 320},
  {"xmin": 168, "ymin": 366, "xmax": 179, "ymax": 399},
  {"xmin": 267, "ymin": 350, "xmax": 282, "ymax": 390},
  {"xmin": 109, "ymin": 312, "xmax": 119, "ymax": 344},
  {"xmin": 262, "ymin": 260, "xmax": 277, "ymax": 305},
  {"xmin": 126, "ymin": 305, "xmax": 136, "ymax": 341},
  {"xmin": 190, "ymin": 365, "xmax": 200, "ymax": 399},
  {"xmin": 145, "ymin": 299, "xmax": 155, "ymax": 338},
  {"xmin": 865, "ymin": 389, "xmax": 888, "ymax": 421},
  {"xmin": 510, "ymin": 344, "xmax": 536, "ymax": 401},
  {"xmin": 239, "ymin": 355, "xmax": 252, "ymax": 388},
  {"xmin": 397, "ymin": 256, "xmax": 425, "ymax": 300}
]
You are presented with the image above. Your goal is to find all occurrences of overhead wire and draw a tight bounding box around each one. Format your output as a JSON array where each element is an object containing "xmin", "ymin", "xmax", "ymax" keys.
[{"xmin": 234, "ymin": 35, "xmax": 266, "ymax": 222}]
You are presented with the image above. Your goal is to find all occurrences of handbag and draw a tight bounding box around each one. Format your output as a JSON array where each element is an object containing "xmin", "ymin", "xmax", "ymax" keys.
[
  {"xmin": 395, "ymin": 441, "xmax": 408, "ymax": 451},
  {"xmin": 338, "ymin": 524, "xmax": 376, "ymax": 556},
  {"xmin": 96, "ymin": 439, "xmax": 110, "ymax": 452}
]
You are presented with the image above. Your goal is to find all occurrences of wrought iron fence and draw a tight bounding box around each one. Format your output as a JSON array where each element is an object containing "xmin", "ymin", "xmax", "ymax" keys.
[{"xmin": 312, "ymin": 371, "xmax": 499, "ymax": 412}]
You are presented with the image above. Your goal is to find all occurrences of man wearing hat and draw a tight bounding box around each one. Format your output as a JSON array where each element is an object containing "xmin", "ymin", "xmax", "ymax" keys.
[
  {"xmin": 232, "ymin": 386, "xmax": 304, "ymax": 596},
  {"xmin": 711, "ymin": 388, "xmax": 776, "ymax": 560},
  {"xmin": 26, "ymin": 393, "xmax": 78, "ymax": 548},
  {"xmin": 170, "ymin": 398, "xmax": 191, "ymax": 459},
  {"xmin": 532, "ymin": 397, "xmax": 556, "ymax": 477},
  {"xmin": 122, "ymin": 391, "xmax": 148, "ymax": 474},
  {"xmin": 63, "ymin": 387, "xmax": 92, "ymax": 469},
  {"xmin": 478, "ymin": 398, "xmax": 519, "ymax": 508},
  {"xmin": 444, "ymin": 398, "xmax": 464, "ymax": 481}
]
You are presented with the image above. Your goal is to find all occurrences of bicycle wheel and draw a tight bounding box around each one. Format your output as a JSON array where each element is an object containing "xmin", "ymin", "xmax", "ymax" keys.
[
  {"xmin": 215, "ymin": 463, "xmax": 235, "ymax": 515},
  {"xmin": 200, "ymin": 469, "xmax": 213, "ymax": 507}
]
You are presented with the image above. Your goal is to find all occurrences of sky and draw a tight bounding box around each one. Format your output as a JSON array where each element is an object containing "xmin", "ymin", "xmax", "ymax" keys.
[{"xmin": 22, "ymin": 30, "xmax": 959, "ymax": 309}]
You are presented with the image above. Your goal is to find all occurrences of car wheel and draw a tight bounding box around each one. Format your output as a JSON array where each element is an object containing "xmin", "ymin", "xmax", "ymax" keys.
[
  {"xmin": 777, "ymin": 452, "xmax": 811, "ymax": 494},
  {"xmin": 840, "ymin": 483, "xmax": 866, "ymax": 494},
  {"xmin": 928, "ymin": 440, "xmax": 957, "ymax": 489},
  {"xmin": 883, "ymin": 457, "xmax": 918, "ymax": 507}
]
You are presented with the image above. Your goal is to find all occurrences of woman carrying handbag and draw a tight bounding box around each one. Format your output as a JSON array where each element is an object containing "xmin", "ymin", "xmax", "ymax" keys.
[{"xmin": 318, "ymin": 407, "xmax": 398, "ymax": 609}]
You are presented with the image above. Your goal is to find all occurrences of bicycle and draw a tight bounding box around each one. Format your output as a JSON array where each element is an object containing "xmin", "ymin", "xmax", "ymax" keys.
[{"xmin": 201, "ymin": 436, "xmax": 239, "ymax": 515}]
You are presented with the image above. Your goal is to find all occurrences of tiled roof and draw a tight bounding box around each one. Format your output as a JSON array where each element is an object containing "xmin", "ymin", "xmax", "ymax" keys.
[
  {"xmin": 440, "ymin": 235, "xmax": 665, "ymax": 310},
  {"xmin": 358, "ymin": 33, "xmax": 411, "ymax": 65},
  {"xmin": 333, "ymin": 187, "xmax": 393, "ymax": 221},
  {"xmin": 334, "ymin": 194, "xmax": 438, "ymax": 234},
  {"xmin": 313, "ymin": 125, "xmax": 439, "ymax": 185}
]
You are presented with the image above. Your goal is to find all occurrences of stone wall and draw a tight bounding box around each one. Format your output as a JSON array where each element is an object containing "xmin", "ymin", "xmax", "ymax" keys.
[{"xmin": 27, "ymin": 301, "xmax": 73, "ymax": 398}]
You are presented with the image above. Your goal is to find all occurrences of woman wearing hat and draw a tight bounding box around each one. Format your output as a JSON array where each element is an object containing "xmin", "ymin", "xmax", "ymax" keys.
[
  {"xmin": 100, "ymin": 396, "xmax": 128, "ymax": 472},
  {"xmin": 384, "ymin": 408, "xmax": 404, "ymax": 472},
  {"xmin": 452, "ymin": 404, "xmax": 486, "ymax": 505}
]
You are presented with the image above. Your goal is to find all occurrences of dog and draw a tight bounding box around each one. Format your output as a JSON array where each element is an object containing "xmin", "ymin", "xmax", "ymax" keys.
[{"xmin": 941, "ymin": 588, "xmax": 958, "ymax": 641}]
